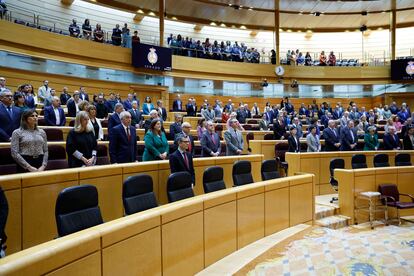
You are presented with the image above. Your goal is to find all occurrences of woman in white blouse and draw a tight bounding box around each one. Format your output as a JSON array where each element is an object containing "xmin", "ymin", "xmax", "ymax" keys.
[{"xmin": 87, "ymin": 105, "xmax": 103, "ymax": 140}]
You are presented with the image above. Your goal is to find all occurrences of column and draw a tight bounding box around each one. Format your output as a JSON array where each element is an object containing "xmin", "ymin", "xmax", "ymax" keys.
[
  {"xmin": 274, "ymin": 0, "xmax": 280, "ymax": 65},
  {"xmin": 390, "ymin": 0, "xmax": 396, "ymax": 61},
  {"xmin": 159, "ymin": 0, "xmax": 165, "ymax": 47}
]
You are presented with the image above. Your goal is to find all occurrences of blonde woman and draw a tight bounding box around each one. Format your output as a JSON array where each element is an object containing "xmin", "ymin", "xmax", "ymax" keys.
[
  {"xmin": 66, "ymin": 111, "xmax": 97, "ymax": 168},
  {"xmin": 87, "ymin": 105, "xmax": 103, "ymax": 141}
]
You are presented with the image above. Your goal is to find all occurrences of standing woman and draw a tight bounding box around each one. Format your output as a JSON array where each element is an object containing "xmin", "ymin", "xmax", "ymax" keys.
[
  {"xmin": 197, "ymin": 118, "xmax": 206, "ymax": 140},
  {"xmin": 87, "ymin": 105, "xmax": 103, "ymax": 141},
  {"xmin": 24, "ymin": 84, "xmax": 36, "ymax": 109},
  {"xmin": 142, "ymin": 96, "xmax": 155, "ymax": 115},
  {"xmin": 143, "ymin": 119, "xmax": 169, "ymax": 161},
  {"xmin": 11, "ymin": 109, "xmax": 48, "ymax": 172},
  {"xmin": 66, "ymin": 111, "xmax": 97, "ymax": 167},
  {"xmin": 363, "ymin": 126, "xmax": 379, "ymax": 151},
  {"xmin": 13, "ymin": 93, "xmax": 29, "ymax": 112}
]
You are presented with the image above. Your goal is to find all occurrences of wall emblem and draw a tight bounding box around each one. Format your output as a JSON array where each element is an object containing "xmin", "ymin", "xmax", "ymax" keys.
[
  {"xmin": 406, "ymin": 61, "xmax": 414, "ymax": 76},
  {"xmin": 147, "ymin": 48, "xmax": 158, "ymax": 65}
]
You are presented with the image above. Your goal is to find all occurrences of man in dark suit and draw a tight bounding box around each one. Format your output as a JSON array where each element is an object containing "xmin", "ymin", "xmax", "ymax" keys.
[
  {"xmin": 170, "ymin": 113, "xmax": 183, "ymax": 140},
  {"xmin": 186, "ymin": 98, "xmax": 197, "ymax": 117},
  {"xmin": 128, "ymin": 100, "xmax": 142, "ymax": 128},
  {"xmin": 67, "ymin": 91, "xmax": 81, "ymax": 118},
  {"xmin": 172, "ymin": 94, "xmax": 183, "ymax": 112},
  {"xmin": 403, "ymin": 126, "xmax": 414, "ymax": 150},
  {"xmin": 109, "ymin": 111, "xmax": 137, "ymax": 164},
  {"xmin": 323, "ymin": 120, "xmax": 341, "ymax": 151},
  {"xmin": 287, "ymin": 126, "xmax": 300, "ymax": 152},
  {"xmin": 108, "ymin": 103, "xmax": 124, "ymax": 130},
  {"xmin": 383, "ymin": 126, "xmax": 401, "ymax": 150},
  {"xmin": 201, "ymin": 120, "xmax": 221, "ymax": 157},
  {"xmin": 59, "ymin": 87, "xmax": 71, "ymax": 106},
  {"xmin": 123, "ymin": 94, "xmax": 134, "ymax": 111},
  {"xmin": 169, "ymin": 135, "xmax": 195, "ymax": 185},
  {"xmin": 79, "ymin": 86, "xmax": 89, "ymax": 102},
  {"xmin": 0, "ymin": 89, "xmax": 21, "ymax": 142},
  {"xmin": 340, "ymin": 120, "xmax": 357, "ymax": 151},
  {"xmin": 156, "ymin": 100, "xmax": 167, "ymax": 121},
  {"xmin": 44, "ymin": 96, "xmax": 66, "ymax": 126}
]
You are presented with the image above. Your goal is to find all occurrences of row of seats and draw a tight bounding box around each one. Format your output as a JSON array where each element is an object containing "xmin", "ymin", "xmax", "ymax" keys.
[
  {"xmin": 56, "ymin": 159, "xmax": 280, "ymax": 236},
  {"xmin": 328, "ymin": 153, "xmax": 412, "ymax": 203}
]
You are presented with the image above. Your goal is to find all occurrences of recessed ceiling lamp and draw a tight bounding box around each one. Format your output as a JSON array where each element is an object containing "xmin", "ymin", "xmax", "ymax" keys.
[
  {"xmin": 228, "ymin": 3, "xmax": 232, "ymax": 6},
  {"xmin": 248, "ymin": 7, "xmax": 253, "ymax": 11},
  {"xmin": 287, "ymin": 29, "xmax": 292, "ymax": 32},
  {"xmin": 210, "ymin": 22, "xmax": 217, "ymax": 26},
  {"xmin": 240, "ymin": 25, "xmax": 247, "ymax": 29},
  {"xmin": 377, "ymin": 27, "xmax": 383, "ymax": 30},
  {"xmin": 148, "ymin": 11, "xmax": 156, "ymax": 16},
  {"xmin": 171, "ymin": 16, "xmax": 177, "ymax": 20},
  {"xmin": 137, "ymin": 9, "xmax": 144, "ymax": 14},
  {"xmin": 220, "ymin": 23, "xmax": 226, "ymax": 27}
]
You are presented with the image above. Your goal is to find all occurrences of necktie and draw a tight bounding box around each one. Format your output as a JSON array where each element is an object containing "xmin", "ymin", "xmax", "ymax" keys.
[
  {"xmin": 211, "ymin": 133, "xmax": 216, "ymax": 145},
  {"xmin": 188, "ymin": 137, "xmax": 192, "ymax": 152},
  {"xmin": 6, "ymin": 106, "xmax": 12, "ymax": 118},
  {"xmin": 332, "ymin": 128, "xmax": 337, "ymax": 137},
  {"xmin": 126, "ymin": 127, "xmax": 131, "ymax": 142},
  {"xmin": 183, "ymin": 152, "xmax": 189, "ymax": 169}
]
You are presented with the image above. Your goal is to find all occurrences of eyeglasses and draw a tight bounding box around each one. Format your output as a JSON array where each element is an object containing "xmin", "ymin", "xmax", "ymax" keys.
[
  {"xmin": 29, "ymin": 115, "xmax": 38, "ymax": 118},
  {"xmin": 3, "ymin": 95, "xmax": 12, "ymax": 98}
]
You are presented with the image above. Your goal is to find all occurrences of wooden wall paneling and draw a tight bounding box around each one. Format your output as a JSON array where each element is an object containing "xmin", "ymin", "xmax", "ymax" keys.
[
  {"xmin": 289, "ymin": 176, "xmax": 314, "ymax": 226},
  {"xmin": 236, "ymin": 185, "xmax": 265, "ymax": 249},
  {"xmin": 397, "ymin": 166, "xmax": 414, "ymax": 217},
  {"xmin": 264, "ymin": 179, "xmax": 290, "ymax": 236},
  {"xmin": 158, "ymin": 162, "xmax": 172, "ymax": 205},
  {"xmin": 337, "ymin": 169, "xmax": 355, "ymax": 224},
  {"xmin": 46, "ymin": 252, "xmax": 101, "ymax": 276},
  {"xmin": 203, "ymin": 192, "xmax": 237, "ymax": 267}
]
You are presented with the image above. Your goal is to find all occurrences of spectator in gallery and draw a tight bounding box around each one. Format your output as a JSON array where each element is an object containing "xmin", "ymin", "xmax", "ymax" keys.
[
  {"xmin": 69, "ymin": 19, "xmax": 80, "ymax": 38},
  {"xmin": 111, "ymin": 24, "xmax": 122, "ymax": 46},
  {"xmin": 296, "ymin": 52, "xmax": 305, "ymax": 65},
  {"xmin": 11, "ymin": 109, "xmax": 48, "ymax": 172},
  {"xmin": 44, "ymin": 96, "xmax": 66, "ymax": 126},
  {"xmin": 93, "ymin": 24, "xmax": 104, "ymax": 43},
  {"xmin": 66, "ymin": 111, "xmax": 97, "ymax": 168},
  {"xmin": 82, "ymin": 19, "xmax": 92, "ymax": 40},
  {"xmin": 169, "ymin": 135, "xmax": 195, "ymax": 185},
  {"xmin": 60, "ymin": 87, "xmax": 71, "ymax": 106},
  {"xmin": 121, "ymin": 23, "xmax": 131, "ymax": 48},
  {"xmin": 0, "ymin": 89, "xmax": 21, "ymax": 142},
  {"xmin": 13, "ymin": 93, "xmax": 29, "ymax": 112},
  {"xmin": 109, "ymin": 111, "xmax": 137, "ymax": 164},
  {"xmin": 132, "ymin": 31, "xmax": 140, "ymax": 46},
  {"xmin": 87, "ymin": 105, "xmax": 103, "ymax": 141},
  {"xmin": 319, "ymin": 51, "xmax": 327, "ymax": 66},
  {"xmin": 328, "ymin": 51, "xmax": 336, "ymax": 66},
  {"xmin": 270, "ymin": 49, "xmax": 276, "ymax": 65},
  {"xmin": 143, "ymin": 119, "xmax": 169, "ymax": 161},
  {"xmin": 304, "ymin": 52, "xmax": 312, "ymax": 66},
  {"xmin": 142, "ymin": 96, "xmax": 155, "ymax": 115}
]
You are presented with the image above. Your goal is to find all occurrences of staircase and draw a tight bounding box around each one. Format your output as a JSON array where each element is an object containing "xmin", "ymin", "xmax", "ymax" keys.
[{"xmin": 315, "ymin": 203, "xmax": 350, "ymax": 229}]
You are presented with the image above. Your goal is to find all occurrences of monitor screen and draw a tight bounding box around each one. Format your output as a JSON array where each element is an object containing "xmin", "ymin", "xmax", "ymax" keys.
[
  {"xmin": 391, "ymin": 59, "xmax": 414, "ymax": 81},
  {"xmin": 132, "ymin": 43, "xmax": 172, "ymax": 71}
]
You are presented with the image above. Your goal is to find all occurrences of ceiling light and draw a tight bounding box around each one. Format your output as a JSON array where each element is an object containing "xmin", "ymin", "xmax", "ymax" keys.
[
  {"xmin": 220, "ymin": 23, "xmax": 226, "ymax": 27},
  {"xmin": 240, "ymin": 5, "xmax": 243, "ymax": 8},
  {"xmin": 172, "ymin": 16, "xmax": 177, "ymax": 20},
  {"xmin": 287, "ymin": 29, "xmax": 292, "ymax": 32},
  {"xmin": 377, "ymin": 27, "xmax": 383, "ymax": 30},
  {"xmin": 137, "ymin": 9, "xmax": 144, "ymax": 14},
  {"xmin": 248, "ymin": 7, "xmax": 253, "ymax": 11},
  {"xmin": 240, "ymin": 25, "xmax": 247, "ymax": 29},
  {"xmin": 210, "ymin": 22, "xmax": 217, "ymax": 26},
  {"xmin": 228, "ymin": 3, "xmax": 232, "ymax": 6},
  {"xmin": 148, "ymin": 11, "xmax": 156, "ymax": 16}
]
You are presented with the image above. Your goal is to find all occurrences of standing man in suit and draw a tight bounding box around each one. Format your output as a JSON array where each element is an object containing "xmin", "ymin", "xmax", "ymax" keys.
[
  {"xmin": 169, "ymin": 135, "xmax": 195, "ymax": 185},
  {"xmin": 128, "ymin": 100, "xmax": 142, "ymax": 128},
  {"xmin": 44, "ymin": 96, "xmax": 66, "ymax": 126},
  {"xmin": 340, "ymin": 120, "xmax": 357, "ymax": 151},
  {"xmin": 291, "ymin": 117, "xmax": 303, "ymax": 139},
  {"xmin": 0, "ymin": 90, "xmax": 21, "ymax": 142},
  {"xmin": 79, "ymin": 86, "xmax": 89, "ymax": 102},
  {"xmin": 108, "ymin": 103, "xmax": 124, "ymax": 130},
  {"xmin": 201, "ymin": 120, "xmax": 221, "ymax": 157},
  {"xmin": 123, "ymin": 93, "xmax": 134, "ymax": 111},
  {"xmin": 287, "ymin": 126, "xmax": 300, "ymax": 152},
  {"xmin": 403, "ymin": 126, "xmax": 414, "ymax": 150},
  {"xmin": 201, "ymin": 104, "xmax": 215, "ymax": 121},
  {"xmin": 186, "ymin": 98, "xmax": 197, "ymax": 117},
  {"xmin": 323, "ymin": 120, "xmax": 341, "ymax": 151},
  {"xmin": 60, "ymin": 87, "xmax": 71, "ymax": 106},
  {"xmin": 170, "ymin": 113, "xmax": 183, "ymax": 140},
  {"xmin": 251, "ymin": 103, "xmax": 260, "ymax": 117},
  {"xmin": 172, "ymin": 94, "xmax": 183, "ymax": 112},
  {"xmin": 383, "ymin": 126, "xmax": 401, "ymax": 150},
  {"xmin": 109, "ymin": 111, "xmax": 137, "ymax": 163},
  {"xmin": 37, "ymin": 80, "xmax": 51, "ymax": 103},
  {"xmin": 224, "ymin": 119, "xmax": 244, "ymax": 156},
  {"xmin": 156, "ymin": 100, "xmax": 167, "ymax": 122},
  {"xmin": 67, "ymin": 91, "xmax": 81, "ymax": 118},
  {"xmin": 306, "ymin": 126, "xmax": 321, "ymax": 152}
]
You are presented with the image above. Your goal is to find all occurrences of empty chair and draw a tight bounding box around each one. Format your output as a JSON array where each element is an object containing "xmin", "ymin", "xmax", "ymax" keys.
[
  {"xmin": 329, "ymin": 158, "xmax": 345, "ymax": 203},
  {"xmin": 55, "ymin": 185, "xmax": 103, "ymax": 237},
  {"xmin": 43, "ymin": 128, "xmax": 64, "ymax": 141},
  {"xmin": 232, "ymin": 160, "xmax": 254, "ymax": 186},
  {"xmin": 167, "ymin": 172, "xmax": 194, "ymax": 203},
  {"xmin": 373, "ymin": 154, "xmax": 389, "ymax": 168},
  {"xmin": 261, "ymin": 159, "xmax": 280, "ymax": 181},
  {"xmin": 378, "ymin": 184, "xmax": 414, "ymax": 225},
  {"xmin": 351, "ymin": 154, "xmax": 367, "ymax": 169},
  {"xmin": 203, "ymin": 166, "xmax": 226, "ymax": 193},
  {"xmin": 0, "ymin": 148, "xmax": 17, "ymax": 175},
  {"xmin": 46, "ymin": 145, "xmax": 68, "ymax": 170},
  {"xmin": 395, "ymin": 153, "xmax": 411, "ymax": 166},
  {"xmin": 275, "ymin": 143, "xmax": 289, "ymax": 175},
  {"xmin": 123, "ymin": 174, "xmax": 158, "ymax": 215}
]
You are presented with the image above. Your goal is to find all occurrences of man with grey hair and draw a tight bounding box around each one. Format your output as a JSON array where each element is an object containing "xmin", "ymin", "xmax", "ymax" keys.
[
  {"xmin": 224, "ymin": 118, "xmax": 244, "ymax": 156},
  {"xmin": 109, "ymin": 111, "xmax": 137, "ymax": 164},
  {"xmin": 143, "ymin": 109, "xmax": 164, "ymax": 133},
  {"xmin": 44, "ymin": 96, "xmax": 66, "ymax": 126},
  {"xmin": 201, "ymin": 120, "xmax": 220, "ymax": 157},
  {"xmin": 157, "ymin": 100, "xmax": 167, "ymax": 121},
  {"xmin": 108, "ymin": 102, "xmax": 124, "ymax": 130},
  {"xmin": 340, "ymin": 120, "xmax": 357, "ymax": 151},
  {"xmin": 383, "ymin": 126, "xmax": 400, "ymax": 150},
  {"xmin": 170, "ymin": 113, "xmax": 183, "ymax": 140},
  {"xmin": 67, "ymin": 90, "xmax": 81, "ymax": 117},
  {"xmin": 0, "ymin": 89, "xmax": 21, "ymax": 142},
  {"xmin": 201, "ymin": 104, "xmax": 215, "ymax": 121},
  {"xmin": 123, "ymin": 93, "xmax": 134, "ymax": 111},
  {"xmin": 323, "ymin": 120, "xmax": 340, "ymax": 151},
  {"xmin": 128, "ymin": 100, "xmax": 142, "ymax": 128},
  {"xmin": 169, "ymin": 134, "xmax": 195, "ymax": 185},
  {"xmin": 0, "ymin": 77, "xmax": 7, "ymax": 92}
]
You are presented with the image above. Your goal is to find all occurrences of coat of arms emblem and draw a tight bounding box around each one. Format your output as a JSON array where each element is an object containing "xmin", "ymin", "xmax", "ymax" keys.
[
  {"xmin": 147, "ymin": 48, "xmax": 158, "ymax": 65},
  {"xmin": 406, "ymin": 61, "xmax": 414, "ymax": 76}
]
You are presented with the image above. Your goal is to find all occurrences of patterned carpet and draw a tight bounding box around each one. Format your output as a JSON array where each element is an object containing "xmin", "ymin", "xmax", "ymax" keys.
[{"xmin": 236, "ymin": 223, "xmax": 414, "ymax": 275}]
